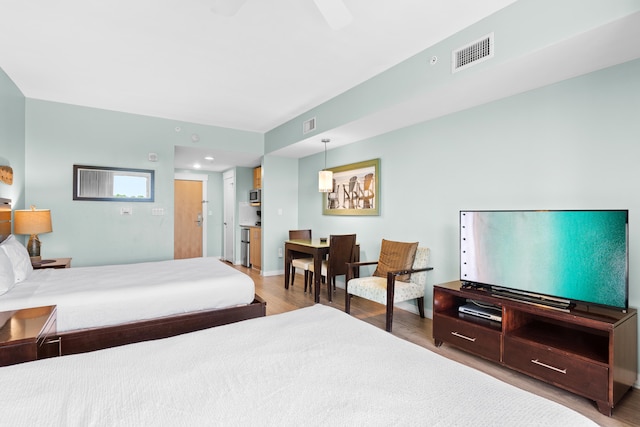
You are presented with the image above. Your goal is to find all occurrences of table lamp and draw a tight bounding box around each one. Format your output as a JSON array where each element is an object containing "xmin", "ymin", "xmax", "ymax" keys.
[{"xmin": 14, "ymin": 206, "xmax": 53, "ymax": 262}]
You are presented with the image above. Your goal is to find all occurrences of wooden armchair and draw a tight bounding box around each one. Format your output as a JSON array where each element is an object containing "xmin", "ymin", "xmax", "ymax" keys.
[{"xmin": 345, "ymin": 243, "xmax": 432, "ymax": 332}]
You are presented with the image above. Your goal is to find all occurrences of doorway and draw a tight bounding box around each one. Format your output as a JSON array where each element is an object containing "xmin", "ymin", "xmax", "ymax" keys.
[
  {"xmin": 223, "ymin": 170, "xmax": 235, "ymax": 263},
  {"xmin": 174, "ymin": 175, "xmax": 208, "ymax": 259}
]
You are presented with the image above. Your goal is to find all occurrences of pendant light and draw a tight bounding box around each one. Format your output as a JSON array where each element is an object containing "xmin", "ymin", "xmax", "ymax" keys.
[{"xmin": 318, "ymin": 139, "xmax": 333, "ymax": 192}]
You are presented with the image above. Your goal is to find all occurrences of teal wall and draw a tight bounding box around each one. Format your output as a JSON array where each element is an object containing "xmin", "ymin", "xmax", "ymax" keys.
[
  {"xmin": 294, "ymin": 59, "xmax": 640, "ymax": 318},
  {"xmin": 25, "ymin": 100, "xmax": 262, "ymax": 266},
  {"xmin": 261, "ymin": 0, "xmax": 640, "ymax": 329},
  {"xmin": 265, "ymin": 0, "xmax": 640, "ymax": 153},
  {"xmin": 261, "ymin": 154, "xmax": 299, "ymax": 274},
  {"xmin": 0, "ymin": 68, "xmax": 25, "ymax": 210}
]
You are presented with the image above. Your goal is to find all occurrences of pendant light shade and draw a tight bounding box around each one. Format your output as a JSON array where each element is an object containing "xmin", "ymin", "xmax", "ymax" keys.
[
  {"xmin": 318, "ymin": 170, "xmax": 333, "ymax": 192},
  {"xmin": 318, "ymin": 139, "xmax": 333, "ymax": 192}
]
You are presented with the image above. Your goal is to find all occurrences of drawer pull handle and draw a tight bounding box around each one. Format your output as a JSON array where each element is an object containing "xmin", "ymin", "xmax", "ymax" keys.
[
  {"xmin": 451, "ymin": 331, "xmax": 476, "ymax": 342},
  {"xmin": 531, "ymin": 359, "xmax": 566, "ymax": 374}
]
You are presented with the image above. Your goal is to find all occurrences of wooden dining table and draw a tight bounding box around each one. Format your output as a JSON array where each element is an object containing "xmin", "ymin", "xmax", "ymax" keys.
[{"xmin": 284, "ymin": 239, "xmax": 359, "ymax": 303}]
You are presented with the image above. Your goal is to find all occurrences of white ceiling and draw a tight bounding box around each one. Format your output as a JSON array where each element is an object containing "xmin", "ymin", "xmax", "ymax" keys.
[
  {"xmin": 2, "ymin": 1, "xmax": 639, "ymax": 172},
  {"xmin": 174, "ymin": 145, "xmax": 263, "ymax": 172},
  {"xmin": 0, "ymin": 0, "xmax": 519, "ymax": 171},
  {"xmin": 0, "ymin": 0, "xmax": 517, "ymax": 132}
]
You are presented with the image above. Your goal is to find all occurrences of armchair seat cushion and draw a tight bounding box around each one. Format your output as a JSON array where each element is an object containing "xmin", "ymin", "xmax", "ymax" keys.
[{"xmin": 347, "ymin": 276, "xmax": 423, "ymax": 304}]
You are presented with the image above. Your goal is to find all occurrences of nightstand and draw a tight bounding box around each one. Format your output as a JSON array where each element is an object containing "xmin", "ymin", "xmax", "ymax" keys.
[
  {"xmin": 32, "ymin": 257, "xmax": 72, "ymax": 269},
  {"xmin": 0, "ymin": 306, "xmax": 60, "ymax": 367}
]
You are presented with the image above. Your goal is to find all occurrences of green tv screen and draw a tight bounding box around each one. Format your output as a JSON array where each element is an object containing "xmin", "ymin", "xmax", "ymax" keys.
[{"xmin": 460, "ymin": 210, "xmax": 628, "ymax": 310}]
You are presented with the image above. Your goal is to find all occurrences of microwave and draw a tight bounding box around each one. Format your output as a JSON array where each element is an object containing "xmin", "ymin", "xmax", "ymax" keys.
[{"xmin": 249, "ymin": 188, "xmax": 261, "ymax": 204}]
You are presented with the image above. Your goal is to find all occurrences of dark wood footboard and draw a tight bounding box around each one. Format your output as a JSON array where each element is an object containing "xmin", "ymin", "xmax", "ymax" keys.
[{"xmin": 59, "ymin": 296, "xmax": 266, "ymax": 355}]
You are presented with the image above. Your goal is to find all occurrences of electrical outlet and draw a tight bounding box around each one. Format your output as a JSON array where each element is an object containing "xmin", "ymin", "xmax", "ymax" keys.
[{"xmin": 278, "ymin": 248, "xmax": 283, "ymax": 258}]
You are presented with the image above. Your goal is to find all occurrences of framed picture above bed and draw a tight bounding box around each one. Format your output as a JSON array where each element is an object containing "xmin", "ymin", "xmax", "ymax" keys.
[
  {"xmin": 73, "ymin": 165, "xmax": 155, "ymax": 202},
  {"xmin": 322, "ymin": 158, "xmax": 380, "ymax": 216}
]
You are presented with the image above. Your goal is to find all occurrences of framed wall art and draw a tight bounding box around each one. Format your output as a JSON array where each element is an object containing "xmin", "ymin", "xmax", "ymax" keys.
[{"xmin": 322, "ymin": 158, "xmax": 380, "ymax": 216}]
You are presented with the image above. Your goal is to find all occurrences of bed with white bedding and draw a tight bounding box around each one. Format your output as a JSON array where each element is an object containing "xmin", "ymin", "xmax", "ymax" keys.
[
  {"xmin": 0, "ymin": 256, "xmax": 265, "ymax": 355},
  {"xmin": 0, "ymin": 256, "xmax": 256, "ymax": 332},
  {"xmin": 0, "ymin": 304, "xmax": 596, "ymax": 426},
  {"xmin": 1, "ymin": 224, "xmax": 264, "ymax": 356},
  {"xmin": 0, "ymin": 198, "xmax": 265, "ymax": 355}
]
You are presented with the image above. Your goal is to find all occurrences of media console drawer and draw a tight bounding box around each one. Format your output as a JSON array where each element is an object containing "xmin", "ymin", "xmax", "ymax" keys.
[
  {"xmin": 433, "ymin": 315, "xmax": 501, "ymax": 362},
  {"xmin": 433, "ymin": 281, "xmax": 637, "ymax": 416},
  {"xmin": 503, "ymin": 337, "xmax": 608, "ymax": 402}
]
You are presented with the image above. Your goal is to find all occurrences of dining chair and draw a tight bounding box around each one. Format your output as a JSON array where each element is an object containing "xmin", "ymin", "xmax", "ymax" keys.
[
  {"xmin": 288, "ymin": 229, "xmax": 314, "ymax": 291},
  {"xmin": 308, "ymin": 234, "xmax": 356, "ymax": 302}
]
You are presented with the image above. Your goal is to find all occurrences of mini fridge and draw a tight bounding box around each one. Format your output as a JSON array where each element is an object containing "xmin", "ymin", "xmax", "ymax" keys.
[{"xmin": 241, "ymin": 227, "xmax": 251, "ymax": 267}]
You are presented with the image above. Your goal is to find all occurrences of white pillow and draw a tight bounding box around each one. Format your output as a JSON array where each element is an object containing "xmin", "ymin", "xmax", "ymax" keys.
[
  {"xmin": 0, "ymin": 250, "xmax": 16, "ymax": 295},
  {"xmin": 0, "ymin": 235, "xmax": 33, "ymax": 283}
]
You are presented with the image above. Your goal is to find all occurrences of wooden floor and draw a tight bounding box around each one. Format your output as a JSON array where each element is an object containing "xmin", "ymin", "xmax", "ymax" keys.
[{"xmin": 235, "ymin": 265, "xmax": 639, "ymax": 427}]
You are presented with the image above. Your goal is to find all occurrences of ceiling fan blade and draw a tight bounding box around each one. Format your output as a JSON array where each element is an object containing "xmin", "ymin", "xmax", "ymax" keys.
[
  {"xmin": 210, "ymin": 0, "xmax": 248, "ymax": 17},
  {"xmin": 313, "ymin": 0, "xmax": 352, "ymax": 30}
]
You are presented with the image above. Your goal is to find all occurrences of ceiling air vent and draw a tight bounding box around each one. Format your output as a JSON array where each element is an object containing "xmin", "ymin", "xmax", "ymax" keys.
[
  {"xmin": 303, "ymin": 117, "xmax": 316, "ymax": 134},
  {"xmin": 452, "ymin": 32, "xmax": 494, "ymax": 73}
]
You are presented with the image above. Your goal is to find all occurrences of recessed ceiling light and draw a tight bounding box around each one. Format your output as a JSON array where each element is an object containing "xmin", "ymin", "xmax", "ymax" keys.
[
  {"xmin": 204, "ymin": 156, "xmax": 214, "ymax": 161},
  {"xmin": 193, "ymin": 163, "xmax": 201, "ymax": 169}
]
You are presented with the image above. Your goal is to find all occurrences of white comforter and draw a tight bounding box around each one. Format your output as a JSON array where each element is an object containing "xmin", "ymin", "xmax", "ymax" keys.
[
  {"xmin": 0, "ymin": 305, "xmax": 597, "ymax": 426},
  {"xmin": 0, "ymin": 257, "xmax": 254, "ymax": 331}
]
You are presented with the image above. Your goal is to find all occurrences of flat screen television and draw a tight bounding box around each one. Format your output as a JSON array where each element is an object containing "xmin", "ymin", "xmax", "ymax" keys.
[{"xmin": 460, "ymin": 210, "xmax": 628, "ymax": 312}]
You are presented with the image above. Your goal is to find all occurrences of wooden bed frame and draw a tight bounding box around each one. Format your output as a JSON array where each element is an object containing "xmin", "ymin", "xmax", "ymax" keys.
[
  {"xmin": 0, "ymin": 198, "xmax": 267, "ymax": 356},
  {"xmin": 59, "ymin": 296, "xmax": 266, "ymax": 355}
]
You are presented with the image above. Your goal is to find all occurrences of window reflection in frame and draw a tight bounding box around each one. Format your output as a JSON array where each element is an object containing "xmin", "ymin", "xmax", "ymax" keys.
[{"xmin": 73, "ymin": 165, "xmax": 155, "ymax": 202}]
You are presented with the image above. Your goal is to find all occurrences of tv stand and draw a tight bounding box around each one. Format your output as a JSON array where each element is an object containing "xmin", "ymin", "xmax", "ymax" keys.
[{"xmin": 433, "ymin": 281, "xmax": 638, "ymax": 416}]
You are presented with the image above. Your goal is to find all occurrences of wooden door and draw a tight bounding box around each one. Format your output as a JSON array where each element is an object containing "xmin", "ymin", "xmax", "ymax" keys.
[{"xmin": 174, "ymin": 179, "xmax": 203, "ymax": 259}]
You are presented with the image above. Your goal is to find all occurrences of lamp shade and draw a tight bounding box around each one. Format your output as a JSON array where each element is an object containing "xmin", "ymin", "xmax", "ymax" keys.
[
  {"xmin": 14, "ymin": 208, "xmax": 53, "ymax": 235},
  {"xmin": 318, "ymin": 170, "xmax": 333, "ymax": 193}
]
